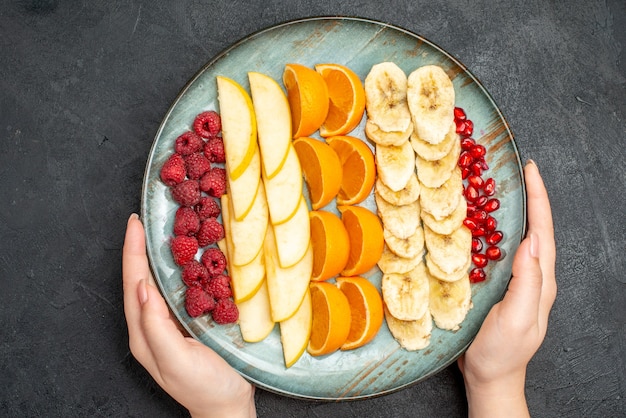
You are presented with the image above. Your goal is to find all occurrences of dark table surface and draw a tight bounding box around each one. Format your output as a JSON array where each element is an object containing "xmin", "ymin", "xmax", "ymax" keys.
[{"xmin": 2, "ymin": 1, "xmax": 625, "ymax": 417}]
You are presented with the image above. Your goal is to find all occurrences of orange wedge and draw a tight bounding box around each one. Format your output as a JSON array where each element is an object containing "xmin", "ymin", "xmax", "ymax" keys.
[
  {"xmin": 307, "ymin": 281, "xmax": 351, "ymax": 356},
  {"xmin": 336, "ymin": 276, "xmax": 384, "ymax": 350},
  {"xmin": 338, "ymin": 205, "xmax": 384, "ymax": 276},
  {"xmin": 326, "ymin": 135, "xmax": 376, "ymax": 205},
  {"xmin": 283, "ymin": 63, "xmax": 329, "ymax": 138},
  {"xmin": 309, "ymin": 210, "xmax": 350, "ymax": 282},
  {"xmin": 293, "ymin": 137, "xmax": 342, "ymax": 210},
  {"xmin": 315, "ymin": 64, "xmax": 366, "ymax": 137}
]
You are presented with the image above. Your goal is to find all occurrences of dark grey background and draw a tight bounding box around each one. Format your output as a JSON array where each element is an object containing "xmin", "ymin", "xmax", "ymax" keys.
[{"xmin": 1, "ymin": 0, "xmax": 624, "ymax": 416}]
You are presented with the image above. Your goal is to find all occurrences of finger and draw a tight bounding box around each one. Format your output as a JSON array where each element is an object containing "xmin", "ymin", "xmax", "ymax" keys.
[{"xmin": 524, "ymin": 161, "xmax": 557, "ymax": 321}]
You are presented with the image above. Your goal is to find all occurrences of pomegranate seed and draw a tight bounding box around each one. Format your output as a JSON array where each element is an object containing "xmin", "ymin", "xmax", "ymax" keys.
[
  {"xmin": 469, "ymin": 267, "xmax": 487, "ymax": 283},
  {"xmin": 470, "ymin": 144, "xmax": 486, "ymax": 159},
  {"xmin": 458, "ymin": 151, "xmax": 473, "ymax": 168},
  {"xmin": 484, "ymin": 178, "xmax": 496, "ymax": 196},
  {"xmin": 462, "ymin": 120, "xmax": 474, "ymax": 137},
  {"xmin": 467, "ymin": 207, "xmax": 476, "ymax": 219},
  {"xmin": 484, "ymin": 198, "xmax": 500, "ymax": 212},
  {"xmin": 472, "ymin": 226, "xmax": 486, "ymax": 237},
  {"xmin": 461, "ymin": 137, "xmax": 475, "ymax": 150},
  {"xmin": 472, "ymin": 210, "xmax": 488, "ymax": 222},
  {"xmin": 463, "ymin": 218, "xmax": 479, "ymax": 230},
  {"xmin": 475, "ymin": 195, "xmax": 488, "ymax": 208},
  {"xmin": 471, "ymin": 238, "xmax": 483, "ymax": 253},
  {"xmin": 485, "ymin": 216, "xmax": 498, "ymax": 232},
  {"xmin": 454, "ymin": 107, "xmax": 466, "ymax": 120},
  {"xmin": 486, "ymin": 245, "xmax": 502, "ymax": 260},
  {"xmin": 464, "ymin": 185, "xmax": 479, "ymax": 202},
  {"xmin": 481, "ymin": 159, "xmax": 489, "ymax": 170},
  {"xmin": 455, "ymin": 120, "xmax": 467, "ymax": 134},
  {"xmin": 461, "ymin": 167, "xmax": 471, "ymax": 179},
  {"xmin": 472, "ymin": 253, "xmax": 488, "ymax": 268},
  {"xmin": 468, "ymin": 175, "xmax": 484, "ymax": 189},
  {"xmin": 466, "ymin": 203, "xmax": 477, "ymax": 213},
  {"xmin": 486, "ymin": 231, "xmax": 503, "ymax": 245},
  {"xmin": 471, "ymin": 161, "xmax": 483, "ymax": 176}
]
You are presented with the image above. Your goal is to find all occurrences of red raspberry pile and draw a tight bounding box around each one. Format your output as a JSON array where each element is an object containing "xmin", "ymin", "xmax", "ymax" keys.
[
  {"xmin": 159, "ymin": 110, "xmax": 238, "ymax": 324},
  {"xmin": 454, "ymin": 107, "xmax": 503, "ymax": 284}
]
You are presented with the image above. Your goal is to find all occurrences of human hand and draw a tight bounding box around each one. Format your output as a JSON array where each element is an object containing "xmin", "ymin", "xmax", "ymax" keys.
[
  {"xmin": 457, "ymin": 160, "xmax": 556, "ymax": 417},
  {"xmin": 122, "ymin": 214, "xmax": 256, "ymax": 418}
]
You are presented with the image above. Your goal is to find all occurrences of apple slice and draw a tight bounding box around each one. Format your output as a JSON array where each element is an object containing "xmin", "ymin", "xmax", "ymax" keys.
[
  {"xmin": 227, "ymin": 182, "xmax": 269, "ymax": 267},
  {"xmin": 272, "ymin": 195, "xmax": 311, "ymax": 268},
  {"xmin": 220, "ymin": 194, "xmax": 265, "ymax": 303},
  {"xmin": 236, "ymin": 280, "xmax": 275, "ymax": 343},
  {"xmin": 279, "ymin": 288, "xmax": 312, "ymax": 368},
  {"xmin": 264, "ymin": 223, "xmax": 313, "ymax": 322},
  {"xmin": 216, "ymin": 76, "xmax": 258, "ymax": 180},
  {"xmin": 248, "ymin": 71, "xmax": 292, "ymax": 179},
  {"xmin": 227, "ymin": 145, "xmax": 261, "ymax": 221},
  {"xmin": 263, "ymin": 144, "xmax": 303, "ymax": 225}
]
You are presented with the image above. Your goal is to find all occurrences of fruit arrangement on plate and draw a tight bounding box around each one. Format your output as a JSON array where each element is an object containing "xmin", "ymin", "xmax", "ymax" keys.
[{"xmin": 156, "ymin": 59, "xmax": 504, "ymax": 368}]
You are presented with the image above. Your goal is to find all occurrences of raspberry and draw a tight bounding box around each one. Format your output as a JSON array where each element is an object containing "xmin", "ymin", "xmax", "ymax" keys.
[
  {"xmin": 211, "ymin": 298, "xmax": 238, "ymax": 324},
  {"xmin": 197, "ymin": 218, "xmax": 225, "ymax": 247},
  {"xmin": 171, "ymin": 180, "xmax": 201, "ymax": 207},
  {"xmin": 185, "ymin": 152, "xmax": 212, "ymax": 180},
  {"xmin": 173, "ymin": 207, "xmax": 200, "ymax": 236},
  {"xmin": 193, "ymin": 110, "xmax": 221, "ymax": 139},
  {"xmin": 160, "ymin": 153, "xmax": 186, "ymax": 186},
  {"xmin": 203, "ymin": 274, "xmax": 232, "ymax": 299},
  {"xmin": 170, "ymin": 235, "xmax": 198, "ymax": 266},
  {"xmin": 200, "ymin": 167, "xmax": 226, "ymax": 198},
  {"xmin": 175, "ymin": 131, "xmax": 205, "ymax": 156},
  {"xmin": 204, "ymin": 136, "xmax": 226, "ymax": 163},
  {"xmin": 201, "ymin": 247, "xmax": 227, "ymax": 276},
  {"xmin": 195, "ymin": 196, "xmax": 221, "ymax": 221},
  {"xmin": 181, "ymin": 260, "xmax": 210, "ymax": 287},
  {"xmin": 185, "ymin": 285, "xmax": 216, "ymax": 318}
]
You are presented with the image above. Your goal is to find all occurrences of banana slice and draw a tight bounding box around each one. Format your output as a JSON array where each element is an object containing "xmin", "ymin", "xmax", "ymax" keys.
[
  {"xmin": 375, "ymin": 192, "xmax": 420, "ymax": 239},
  {"xmin": 425, "ymin": 251, "xmax": 471, "ymax": 283},
  {"xmin": 377, "ymin": 244, "xmax": 423, "ymax": 274},
  {"xmin": 364, "ymin": 62, "xmax": 412, "ymax": 133},
  {"xmin": 429, "ymin": 273, "xmax": 472, "ymax": 331},
  {"xmin": 421, "ymin": 197, "xmax": 467, "ymax": 236},
  {"xmin": 384, "ymin": 225, "xmax": 424, "ymax": 259},
  {"xmin": 407, "ymin": 65, "xmax": 455, "ymax": 145},
  {"xmin": 419, "ymin": 167, "xmax": 463, "ymax": 220},
  {"xmin": 375, "ymin": 172, "xmax": 420, "ymax": 206},
  {"xmin": 410, "ymin": 121, "xmax": 458, "ymax": 161},
  {"xmin": 375, "ymin": 141, "xmax": 416, "ymax": 192},
  {"xmin": 365, "ymin": 119, "xmax": 413, "ymax": 147},
  {"xmin": 415, "ymin": 132, "xmax": 461, "ymax": 188},
  {"xmin": 423, "ymin": 224, "xmax": 472, "ymax": 275},
  {"xmin": 381, "ymin": 263, "xmax": 430, "ymax": 321},
  {"xmin": 385, "ymin": 306, "xmax": 432, "ymax": 351}
]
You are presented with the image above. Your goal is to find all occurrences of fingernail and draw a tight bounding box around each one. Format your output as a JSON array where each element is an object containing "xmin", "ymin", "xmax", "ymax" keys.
[
  {"xmin": 128, "ymin": 213, "xmax": 139, "ymax": 222},
  {"xmin": 526, "ymin": 159, "xmax": 538, "ymax": 169},
  {"xmin": 529, "ymin": 232, "xmax": 539, "ymax": 258},
  {"xmin": 138, "ymin": 279, "xmax": 149, "ymax": 305}
]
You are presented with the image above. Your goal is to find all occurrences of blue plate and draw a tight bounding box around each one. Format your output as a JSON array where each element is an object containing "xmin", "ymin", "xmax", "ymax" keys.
[{"xmin": 141, "ymin": 17, "xmax": 526, "ymax": 400}]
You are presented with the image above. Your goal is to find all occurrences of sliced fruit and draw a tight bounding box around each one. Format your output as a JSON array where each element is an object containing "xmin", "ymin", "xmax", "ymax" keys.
[
  {"xmin": 410, "ymin": 121, "xmax": 458, "ymax": 161},
  {"xmin": 375, "ymin": 172, "xmax": 421, "ymax": 207},
  {"xmin": 383, "ymin": 225, "xmax": 424, "ymax": 260},
  {"xmin": 423, "ymin": 224, "xmax": 472, "ymax": 275},
  {"xmin": 421, "ymin": 197, "xmax": 467, "ymax": 236},
  {"xmin": 375, "ymin": 140, "xmax": 416, "ymax": 192},
  {"xmin": 307, "ymin": 281, "xmax": 351, "ymax": 357},
  {"xmin": 279, "ymin": 288, "xmax": 312, "ymax": 368},
  {"xmin": 377, "ymin": 244, "xmax": 423, "ymax": 274},
  {"xmin": 220, "ymin": 194, "xmax": 265, "ymax": 302},
  {"xmin": 381, "ymin": 262, "xmax": 430, "ymax": 321},
  {"xmin": 326, "ymin": 135, "xmax": 376, "ymax": 206},
  {"xmin": 227, "ymin": 144, "xmax": 261, "ymax": 221},
  {"xmin": 226, "ymin": 181, "xmax": 268, "ymax": 267},
  {"xmin": 283, "ymin": 63, "xmax": 329, "ymax": 138},
  {"xmin": 336, "ymin": 276, "xmax": 384, "ymax": 351},
  {"xmin": 384, "ymin": 306, "xmax": 432, "ymax": 351},
  {"xmin": 425, "ymin": 251, "xmax": 472, "ymax": 283},
  {"xmin": 407, "ymin": 65, "xmax": 455, "ymax": 145},
  {"xmin": 414, "ymin": 132, "xmax": 461, "ymax": 188},
  {"xmin": 428, "ymin": 272, "xmax": 472, "ymax": 331},
  {"xmin": 338, "ymin": 205, "xmax": 384, "ymax": 276},
  {"xmin": 216, "ymin": 76, "xmax": 257, "ymax": 180},
  {"xmin": 248, "ymin": 71, "xmax": 292, "ymax": 179},
  {"xmin": 315, "ymin": 63, "xmax": 366, "ymax": 137},
  {"xmin": 374, "ymin": 192, "xmax": 421, "ymax": 240},
  {"xmin": 364, "ymin": 62, "xmax": 412, "ymax": 132},
  {"xmin": 365, "ymin": 119, "xmax": 412, "ymax": 147},
  {"xmin": 236, "ymin": 280, "xmax": 275, "ymax": 343},
  {"xmin": 309, "ymin": 210, "xmax": 350, "ymax": 282},
  {"xmin": 264, "ymin": 223, "xmax": 313, "ymax": 322},
  {"xmin": 263, "ymin": 144, "xmax": 303, "ymax": 225},
  {"xmin": 272, "ymin": 196, "xmax": 311, "ymax": 268},
  {"xmin": 419, "ymin": 167, "xmax": 463, "ymax": 221},
  {"xmin": 293, "ymin": 136, "xmax": 342, "ymax": 210}
]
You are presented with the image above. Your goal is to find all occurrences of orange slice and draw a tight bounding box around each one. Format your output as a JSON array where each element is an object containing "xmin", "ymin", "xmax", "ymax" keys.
[
  {"xmin": 309, "ymin": 210, "xmax": 350, "ymax": 282},
  {"xmin": 315, "ymin": 64, "xmax": 366, "ymax": 137},
  {"xmin": 283, "ymin": 63, "xmax": 329, "ymax": 138},
  {"xmin": 293, "ymin": 137, "xmax": 342, "ymax": 210},
  {"xmin": 336, "ymin": 276, "xmax": 384, "ymax": 350},
  {"xmin": 338, "ymin": 205, "xmax": 384, "ymax": 276},
  {"xmin": 326, "ymin": 135, "xmax": 376, "ymax": 205},
  {"xmin": 307, "ymin": 281, "xmax": 351, "ymax": 356}
]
